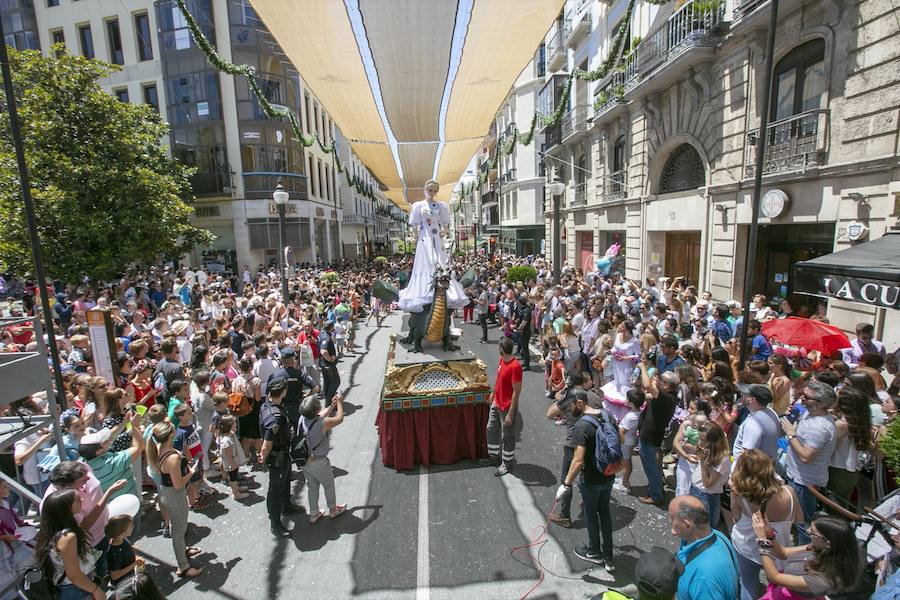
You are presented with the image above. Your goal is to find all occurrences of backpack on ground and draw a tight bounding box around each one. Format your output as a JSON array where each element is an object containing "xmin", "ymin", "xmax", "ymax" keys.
[
  {"xmin": 227, "ymin": 390, "xmax": 252, "ymax": 417},
  {"xmin": 290, "ymin": 416, "xmax": 323, "ymax": 466},
  {"xmin": 581, "ymin": 413, "xmax": 624, "ymax": 476}
]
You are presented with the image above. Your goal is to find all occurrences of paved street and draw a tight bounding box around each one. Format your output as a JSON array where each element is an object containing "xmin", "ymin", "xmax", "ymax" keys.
[{"xmin": 138, "ymin": 314, "xmax": 675, "ymax": 599}]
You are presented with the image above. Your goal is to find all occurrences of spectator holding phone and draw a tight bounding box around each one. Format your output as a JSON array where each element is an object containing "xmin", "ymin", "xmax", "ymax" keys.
[{"xmin": 147, "ymin": 421, "xmax": 204, "ymax": 578}]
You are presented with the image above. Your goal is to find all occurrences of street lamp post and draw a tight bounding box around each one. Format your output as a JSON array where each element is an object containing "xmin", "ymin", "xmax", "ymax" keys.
[
  {"xmin": 273, "ymin": 179, "xmax": 290, "ymax": 303},
  {"xmin": 548, "ymin": 174, "xmax": 565, "ymax": 282}
]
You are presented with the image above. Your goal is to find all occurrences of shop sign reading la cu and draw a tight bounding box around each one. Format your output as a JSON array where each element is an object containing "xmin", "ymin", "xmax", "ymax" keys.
[{"xmin": 821, "ymin": 277, "xmax": 900, "ymax": 309}]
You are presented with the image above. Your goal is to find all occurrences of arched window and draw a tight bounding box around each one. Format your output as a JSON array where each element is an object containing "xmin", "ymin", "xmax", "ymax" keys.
[
  {"xmin": 772, "ymin": 39, "xmax": 826, "ymax": 121},
  {"xmin": 658, "ymin": 144, "xmax": 705, "ymax": 194}
]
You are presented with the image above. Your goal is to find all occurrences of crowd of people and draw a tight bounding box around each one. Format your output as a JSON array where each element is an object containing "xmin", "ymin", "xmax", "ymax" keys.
[
  {"xmin": 470, "ymin": 261, "xmax": 899, "ymax": 599},
  {"xmin": 0, "ymin": 253, "xmax": 898, "ymax": 599}
]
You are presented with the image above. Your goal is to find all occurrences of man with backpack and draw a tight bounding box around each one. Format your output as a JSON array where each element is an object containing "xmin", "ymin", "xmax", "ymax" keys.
[
  {"xmin": 556, "ymin": 390, "xmax": 621, "ymax": 572},
  {"xmin": 546, "ymin": 375, "xmax": 601, "ymax": 528}
]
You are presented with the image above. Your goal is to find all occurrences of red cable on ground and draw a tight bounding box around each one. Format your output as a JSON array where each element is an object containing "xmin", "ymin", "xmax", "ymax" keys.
[
  {"xmin": 510, "ymin": 498, "xmax": 556, "ymax": 600},
  {"xmin": 510, "ymin": 498, "xmax": 588, "ymax": 599}
]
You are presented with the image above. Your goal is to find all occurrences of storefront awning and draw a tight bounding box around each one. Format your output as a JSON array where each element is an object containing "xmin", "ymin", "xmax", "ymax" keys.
[
  {"xmin": 793, "ymin": 230, "xmax": 900, "ymax": 310},
  {"xmin": 250, "ymin": 0, "xmax": 563, "ymax": 209}
]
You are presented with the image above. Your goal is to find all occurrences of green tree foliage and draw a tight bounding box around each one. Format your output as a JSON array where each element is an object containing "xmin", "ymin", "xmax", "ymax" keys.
[
  {"xmin": 506, "ymin": 265, "xmax": 537, "ymax": 285},
  {"xmin": 881, "ymin": 417, "xmax": 900, "ymax": 484},
  {"xmin": 0, "ymin": 47, "xmax": 213, "ymax": 282}
]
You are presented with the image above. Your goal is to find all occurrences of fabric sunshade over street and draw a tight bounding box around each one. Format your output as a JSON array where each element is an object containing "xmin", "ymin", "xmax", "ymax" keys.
[
  {"xmin": 249, "ymin": 0, "xmax": 564, "ymax": 209},
  {"xmin": 793, "ymin": 229, "xmax": 900, "ymax": 310}
]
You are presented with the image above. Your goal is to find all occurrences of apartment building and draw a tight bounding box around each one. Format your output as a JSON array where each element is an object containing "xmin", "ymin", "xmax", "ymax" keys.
[
  {"xmin": 336, "ymin": 129, "xmax": 377, "ymax": 259},
  {"xmin": 495, "ymin": 56, "xmax": 547, "ymax": 256},
  {"xmin": 452, "ymin": 169, "xmax": 478, "ymax": 253},
  {"xmin": 476, "ymin": 125, "xmax": 499, "ymax": 254},
  {"xmin": 15, "ymin": 0, "xmax": 352, "ymax": 270},
  {"xmin": 540, "ymin": 0, "xmax": 900, "ymax": 347}
]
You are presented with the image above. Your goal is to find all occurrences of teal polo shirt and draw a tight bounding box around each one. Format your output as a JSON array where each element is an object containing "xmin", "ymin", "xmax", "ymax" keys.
[
  {"xmin": 88, "ymin": 450, "xmax": 136, "ymax": 501},
  {"xmin": 676, "ymin": 530, "xmax": 739, "ymax": 600}
]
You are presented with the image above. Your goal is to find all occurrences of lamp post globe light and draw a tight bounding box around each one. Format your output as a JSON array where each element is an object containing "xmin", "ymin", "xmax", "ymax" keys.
[
  {"xmin": 273, "ymin": 179, "xmax": 290, "ymax": 303},
  {"xmin": 548, "ymin": 174, "xmax": 565, "ymax": 282}
]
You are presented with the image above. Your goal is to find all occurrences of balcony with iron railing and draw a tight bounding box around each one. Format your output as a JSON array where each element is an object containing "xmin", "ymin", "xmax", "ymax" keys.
[
  {"xmin": 243, "ymin": 172, "xmax": 308, "ymax": 200},
  {"xmin": 564, "ymin": 9, "xmax": 591, "ymax": 48},
  {"xmin": 561, "ymin": 105, "xmax": 590, "ymax": 143},
  {"xmin": 544, "ymin": 123, "xmax": 563, "ymax": 151},
  {"xmin": 502, "ymin": 121, "xmax": 517, "ymax": 139},
  {"xmin": 481, "ymin": 189, "xmax": 498, "ymax": 207},
  {"xmin": 621, "ymin": 0, "xmax": 728, "ymax": 95},
  {"xmin": 191, "ymin": 170, "xmax": 232, "ymax": 197},
  {"xmin": 570, "ymin": 182, "xmax": 591, "ymax": 207},
  {"xmin": 342, "ymin": 214, "xmax": 375, "ymax": 226},
  {"xmin": 484, "ymin": 121, "xmax": 497, "ymax": 144},
  {"xmin": 499, "ymin": 168, "xmax": 517, "ymax": 187},
  {"xmin": 605, "ymin": 170, "xmax": 626, "ymax": 201},
  {"xmin": 547, "ymin": 30, "xmax": 567, "ymax": 72},
  {"xmin": 591, "ymin": 70, "xmax": 627, "ymax": 126},
  {"xmin": 745, "ymin": 109, "xmax": 829, "ymax": 178},
  {"xmin": 731, "ymin": 0, "xmax": 802, "ymax": 30}
]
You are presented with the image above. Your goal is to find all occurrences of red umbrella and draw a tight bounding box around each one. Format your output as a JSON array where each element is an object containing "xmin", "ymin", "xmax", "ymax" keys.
[{"xmin": 761, "ymin": 317, "xmax": 851, "ymax": 355}]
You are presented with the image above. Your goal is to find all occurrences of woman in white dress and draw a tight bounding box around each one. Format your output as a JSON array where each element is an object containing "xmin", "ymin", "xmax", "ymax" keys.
[
  {"xmin": 398, "ymin": 179, "xmax": 467, "ymax": 314},
  {"xmin": 611, "ymin": 320, "xmax": 641, "ymax": 394},
  {"xmin": 600, "ymin": 320, "xmax": 642, "ymax": 422}
]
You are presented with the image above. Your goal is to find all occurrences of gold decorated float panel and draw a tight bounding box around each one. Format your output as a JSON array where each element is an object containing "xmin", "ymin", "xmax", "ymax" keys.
[{"xmin": 382, "ymin": 334, "xmax": 489, "ymax": 411}]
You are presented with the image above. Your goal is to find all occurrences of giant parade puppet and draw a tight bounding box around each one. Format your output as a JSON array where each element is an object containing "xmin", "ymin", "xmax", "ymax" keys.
[{"xmin": 374, "ymin": 179, "xmax": 490, "ymax": 471}]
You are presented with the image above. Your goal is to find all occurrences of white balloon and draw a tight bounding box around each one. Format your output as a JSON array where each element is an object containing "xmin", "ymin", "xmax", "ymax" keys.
[{"xmin": 107, "ymin": 493, "xmax": 140, "ymax": 518}]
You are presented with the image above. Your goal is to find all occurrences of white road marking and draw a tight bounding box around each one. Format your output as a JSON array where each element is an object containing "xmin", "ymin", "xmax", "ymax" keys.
[{"xmin": 416, "ymin": 465, "xmax": 431, "ymax": 600}]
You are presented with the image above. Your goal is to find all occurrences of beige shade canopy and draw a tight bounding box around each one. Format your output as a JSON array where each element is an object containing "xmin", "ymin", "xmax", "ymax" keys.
[{"xmin": 250, "ymin": 0, "xmax": 563, "ymax": 209}]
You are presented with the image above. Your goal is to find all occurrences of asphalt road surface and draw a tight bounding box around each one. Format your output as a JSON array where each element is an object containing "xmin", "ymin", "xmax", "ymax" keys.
[{"xmin": 137, "ymin": 313, "xmax": 677, "ymax": 599}]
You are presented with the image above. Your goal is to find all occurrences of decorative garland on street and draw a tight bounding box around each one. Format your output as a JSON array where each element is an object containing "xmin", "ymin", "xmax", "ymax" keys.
[
  {"xmin": 174, "ymin": 0, "xmax": 377, "ymax": 201},
  {"xmin": 453, "ymin": 0, "xmax": 656, "ymax": 199},
  {"xmin": 175, "ymin": 0, "xmax": 671, "ymax": 205}
]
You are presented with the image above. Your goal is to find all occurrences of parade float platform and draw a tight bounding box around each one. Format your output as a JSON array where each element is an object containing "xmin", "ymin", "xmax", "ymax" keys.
[{"xmin": 376, "ymin": 318, "xmax": 490, "ymax": 471}]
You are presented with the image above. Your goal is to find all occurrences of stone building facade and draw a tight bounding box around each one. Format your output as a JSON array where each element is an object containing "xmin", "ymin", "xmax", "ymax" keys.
[{"xmin": 544, "ymin": 0, "xmax": 900, "ymax": 347}]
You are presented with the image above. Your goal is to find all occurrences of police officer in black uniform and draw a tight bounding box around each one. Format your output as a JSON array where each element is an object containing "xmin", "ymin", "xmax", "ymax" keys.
[
  {"xmin": 267, "ymin": 347, "xmax": 319, "ymax": 428},
  {"xmin": 258, "ymin": 379, "xmax": 304, "ymax": 537},
  {"xmin": 318, "ymin": 321, "xmax": 340, "ymax": 405},
  {"xmin": 514, "ymin": 293, "xmax": 532, "ymax": 368}
]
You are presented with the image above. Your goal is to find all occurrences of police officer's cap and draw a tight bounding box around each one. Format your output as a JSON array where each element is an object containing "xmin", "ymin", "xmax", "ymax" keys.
[{"xmin": 268, "ymin": 379, "xmax": 287, "ymax": 396}]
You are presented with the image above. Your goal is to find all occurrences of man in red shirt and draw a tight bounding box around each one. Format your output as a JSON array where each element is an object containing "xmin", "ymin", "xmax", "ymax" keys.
[{"xmin": 487, "ymin": 337, "xmax": 523, "ymax": 476}]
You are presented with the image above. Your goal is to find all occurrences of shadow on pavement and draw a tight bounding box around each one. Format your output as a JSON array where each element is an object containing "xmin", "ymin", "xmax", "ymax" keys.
[
  {"xmin": 512, "ymin": 463, "xmax": 557, "ymax": 487},
  {"xmin": 291, "ymin": 504, "xmax": 381, "ymax": 552}
]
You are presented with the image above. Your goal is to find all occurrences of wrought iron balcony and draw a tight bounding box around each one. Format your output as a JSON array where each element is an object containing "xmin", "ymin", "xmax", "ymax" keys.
[
  {"xmin": 544, "ymin": 123, "xmax": 563, "ymax": 150},
  {"xmin": 571, "ymin": 182, "xmax": 590, "ymax": 207},
  {"xmin": 499, "ymin": 168, "xmax": 517, "ymax": 187},
  {"xmin": 623, "ymin": 0, "xmax": 728, "ymax": 91},
  {"xmin": 548, "ymin": 31, "xmax": 566, "ymax": 72},
  {"xmin": 502, "ymin": 122, "xmax": 517, "ymax": 139},
  {"xmin": 342, "ymin": 214, "xmax": 375, "ymax": 225},
  {"xmin": 485, "ymin": 121, "xmax": 497, "ymax": 143},
  {"xmin": 243, "ymin": 172, "xmax": 308, "ymax": 200},
  {"xmin": 564, "ymin": 9, "xmax": 591, "ymax": 48},
  {"xmin": 605, "ymin": 170, "xmax": 626, "ymax": 201},
  {"xmin": 592, "ymin": 71, "xmax": 627, "ymax": 123},
  {"xmin": 733, "ymin": 0, "xmax": 768, "ymax": 20},
  {"xmin": 561, "ymin": 105, "xmax": 590, "ymax": 142},
  {"xmin": 745, "ymin": 109, "xmax": 829, "ymax": 178}
]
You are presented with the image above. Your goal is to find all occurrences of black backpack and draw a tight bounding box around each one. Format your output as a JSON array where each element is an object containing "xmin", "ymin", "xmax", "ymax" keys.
[
  {"xmin": 19, "ymin": 564, "xmax": 63, "ymax": 600},
  {"xmin": 290, "ymin": 416, "xmax": 323, "ymax": 466}
]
